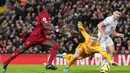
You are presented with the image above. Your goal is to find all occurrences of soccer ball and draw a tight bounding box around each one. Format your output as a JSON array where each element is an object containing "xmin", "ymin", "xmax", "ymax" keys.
[{"xmin": 100, "ymin": 63, "xmax": 110, "ymax": 73}]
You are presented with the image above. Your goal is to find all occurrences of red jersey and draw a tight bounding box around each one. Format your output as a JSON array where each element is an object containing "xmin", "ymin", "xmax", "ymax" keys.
[{"xmin": 31, "ymin": 10, "xmax": 51, "ymax": 37}]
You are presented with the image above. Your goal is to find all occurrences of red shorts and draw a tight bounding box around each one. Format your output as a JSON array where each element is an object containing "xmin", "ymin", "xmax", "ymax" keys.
[{"xmin": 24, "ymin": 35, "xmax": 50, "ymax": 47}]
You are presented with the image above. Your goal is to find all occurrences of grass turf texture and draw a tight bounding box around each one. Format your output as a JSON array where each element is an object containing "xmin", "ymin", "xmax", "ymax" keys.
[{"xmin": 0, "ymin": 65, "xmax": 130, "ymax": 73}]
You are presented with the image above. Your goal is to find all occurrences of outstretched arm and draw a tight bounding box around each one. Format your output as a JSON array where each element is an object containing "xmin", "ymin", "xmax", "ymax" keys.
[
  {"xmin": 43, "ymin": 23, "xmax": 59, "ymax": 32},
  {"xmin": 78, "ymin": 21, "xmax": 90, "ymax": 41},
  {"xmin": 99, "ymin": 51, "xmax": 112, "ymax": 62},
  {"xmin": 97, "ymin": 46, "xmax": 118, "ymax": 66}
]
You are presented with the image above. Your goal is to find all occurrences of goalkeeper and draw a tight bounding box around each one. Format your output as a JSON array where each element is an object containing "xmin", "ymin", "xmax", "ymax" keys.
[{"xmin": 57, "ymin": 21, "xmax": 118, "ymax": 71}]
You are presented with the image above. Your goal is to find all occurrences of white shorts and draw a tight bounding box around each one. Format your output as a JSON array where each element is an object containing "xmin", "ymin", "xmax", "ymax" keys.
[{"xmin": 98, "ymin": 36, "xmax": 114, "ymax": 51}]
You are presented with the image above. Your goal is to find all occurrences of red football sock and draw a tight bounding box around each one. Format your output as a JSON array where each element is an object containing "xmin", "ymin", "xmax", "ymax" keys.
[
  {"xmin": 48, "ymin": 44, "xmax": 60, "ymax": 64},
  {"xmin": 4, "ymin": 47, "xmax": 27, "ymax": 65},
  {"xmin": 4, "ymin": 49, "xmax": 21, "ymax": 65}
]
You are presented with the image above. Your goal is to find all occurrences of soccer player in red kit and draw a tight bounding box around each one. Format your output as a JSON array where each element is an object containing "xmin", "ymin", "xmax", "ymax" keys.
[{"xmin": 3, "ymin": 1, "xmax": 60, "ymax": 72}]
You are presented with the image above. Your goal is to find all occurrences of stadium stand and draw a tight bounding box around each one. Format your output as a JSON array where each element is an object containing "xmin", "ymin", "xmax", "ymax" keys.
[{"xmin": 0, "ymin": 0, "xmax": 130, "ymax": 54}]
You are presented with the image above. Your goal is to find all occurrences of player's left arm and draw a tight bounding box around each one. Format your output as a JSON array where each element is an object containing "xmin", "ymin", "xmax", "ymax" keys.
[
  {"xmin": 99, "ymin": 51, "xmax": 112, "ymax": 62},
  {"xmin": 96, "ymin": 46, "xmax": 112, "ymax": 62},
  {"xmin": 43, "ymin": 23, "xmax": 60, "ymax": 33},
  {"xmin": 96, "ymin": 46, "xmax": 118, "ymax": 66},
  {"xmin": 111, "ymin": 28, "xmax": 124, "ymax": 38}
]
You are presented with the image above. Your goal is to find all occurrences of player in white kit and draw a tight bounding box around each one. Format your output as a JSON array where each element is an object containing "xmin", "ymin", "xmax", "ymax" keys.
[{"xmin": 97, "ymin": 9, "xmax": 124, "ymax": 61}]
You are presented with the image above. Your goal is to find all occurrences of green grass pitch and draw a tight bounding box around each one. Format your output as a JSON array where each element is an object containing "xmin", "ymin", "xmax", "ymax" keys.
[{"xmin": 0, "ymin": 65, "xmax": 130, "ymax": 73}]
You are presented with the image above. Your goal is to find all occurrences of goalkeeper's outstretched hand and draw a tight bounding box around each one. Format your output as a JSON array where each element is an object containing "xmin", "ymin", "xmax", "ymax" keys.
[{"xmin": 78, "ymin": 21, "xmax": 83, "ymax": 29}]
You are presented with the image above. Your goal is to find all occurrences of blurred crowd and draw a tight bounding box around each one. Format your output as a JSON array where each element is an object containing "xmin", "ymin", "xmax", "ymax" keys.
[{"xmin": 0, "ymin": 0, "xmax": 130, "ymax": 54}]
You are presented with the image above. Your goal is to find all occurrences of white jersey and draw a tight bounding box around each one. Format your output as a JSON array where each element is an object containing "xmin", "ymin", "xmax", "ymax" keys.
[
  {"xmin": 98, "ymin": 15, "xmax": 118, "ymax": 37},
  {"xmin": 98, "ymin": 15, "xmax": 118, "ymax": 50}
]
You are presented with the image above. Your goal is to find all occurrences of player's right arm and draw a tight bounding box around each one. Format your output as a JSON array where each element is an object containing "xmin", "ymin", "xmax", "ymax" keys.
[
  {"xmin": 98, "ymin": 22, "xmax": 107, "ymax": 40},
  {"xmin": 78, "ymin": 21, "xmax": 90, "ymax": 41},
  {"xmin": 97, "ymin": 17, "xmax": 112, "ymax": 39},
  {"xmin": 97, "ymin": 22, "xmax": 105, "ymax": 39}
]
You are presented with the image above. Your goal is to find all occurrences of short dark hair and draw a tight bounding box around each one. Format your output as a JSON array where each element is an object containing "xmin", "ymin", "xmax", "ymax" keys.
[{"xmin": 113, "ymin": 8, "xmax": 122, "ymax": 12}]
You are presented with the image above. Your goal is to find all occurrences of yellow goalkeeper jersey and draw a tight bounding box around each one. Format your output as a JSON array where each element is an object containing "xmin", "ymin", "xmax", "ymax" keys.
[{"xmin": 77, "ymin": 22, "xmax": 112, "ymax": 62}]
